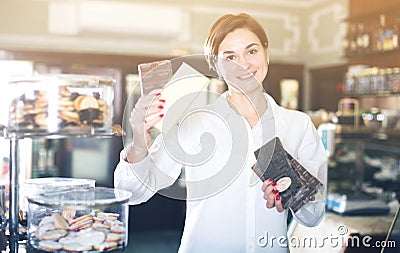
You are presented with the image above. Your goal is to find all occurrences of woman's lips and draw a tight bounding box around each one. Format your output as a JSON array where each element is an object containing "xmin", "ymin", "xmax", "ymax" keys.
[{"xmin": 237, "ymin": 71, "xmax": 256, "ymax": 80}]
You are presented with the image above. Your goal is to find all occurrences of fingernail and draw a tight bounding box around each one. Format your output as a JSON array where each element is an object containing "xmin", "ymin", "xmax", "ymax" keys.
[
  {"xmin": 155, "ymin": 93, "xmax": 161, "ymax": 96},
  {"xmin": 159, "ymin": 114, "xmax": 164, "ymax": 118},
  {"xmin": 271, "ymin": 182, "xmax": 277, "ymax": 187},
  {"xmin": 158, "ymin": 105, "xmax": 164, "ymax": 109},
  {"xmin": 159, "ymin": 99, "xmax": 166, "ymax": 103},
  {"xmin": 267, "ymin": 178, "xmax": 273, "ymax": 182},
  {"xmin": 272, "ymin": 190, "xmax": 278, "ymax": 194},
  {"xmin": 276, "ymin": 194, "xmax": 280, "ymax": 201}
]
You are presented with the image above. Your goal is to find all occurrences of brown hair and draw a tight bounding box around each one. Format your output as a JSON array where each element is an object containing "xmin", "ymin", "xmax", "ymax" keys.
[{"xmin": 204, "ymin": 13, "xmax": 269, "ymax": 71}]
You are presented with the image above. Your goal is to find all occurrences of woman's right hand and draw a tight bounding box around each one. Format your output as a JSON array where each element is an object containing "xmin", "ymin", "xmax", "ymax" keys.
[{"xmin": 126, "ymin": 92, "xmax": 166, "ymax": 163}]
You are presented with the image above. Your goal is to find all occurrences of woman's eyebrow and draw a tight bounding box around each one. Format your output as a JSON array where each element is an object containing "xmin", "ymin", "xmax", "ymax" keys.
[{"xmin": 222, "ymin": 43, "xmax": 259, "ymax": 55}]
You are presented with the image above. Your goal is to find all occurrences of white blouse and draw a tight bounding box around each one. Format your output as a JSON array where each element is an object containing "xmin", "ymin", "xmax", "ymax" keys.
[{"xmin": 114, "ymin": 93, "xmax": 327, "ymax": 253}]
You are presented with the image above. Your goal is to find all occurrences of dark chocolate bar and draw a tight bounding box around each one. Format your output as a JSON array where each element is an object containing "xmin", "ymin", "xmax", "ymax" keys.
[
  {"xmin": 252, "ymin": 137, "xmax": 323, "ymax": 212},
  {"xmin": 138, "ymin": 60, "xmax": 173, "ymax": 96}
]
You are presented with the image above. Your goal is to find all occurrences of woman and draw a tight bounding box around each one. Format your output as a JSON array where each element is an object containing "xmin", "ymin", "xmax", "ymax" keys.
[{"xmin": 114, "ymin": 13, "xmax": 327, "ymax": 252}]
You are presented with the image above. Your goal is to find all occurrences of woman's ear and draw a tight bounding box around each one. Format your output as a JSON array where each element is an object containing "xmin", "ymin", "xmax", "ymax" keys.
[{"xmin": 265, "ymin": 49, "xmax": 270, "ymax": 65}]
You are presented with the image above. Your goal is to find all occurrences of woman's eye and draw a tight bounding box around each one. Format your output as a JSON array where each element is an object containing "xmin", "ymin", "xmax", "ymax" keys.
[
  {"xmin": 225, "ymin": 55, "xmax": 235, "ymax": 61},
  {"xmin": 248, "ymin": 49, "xmax": 258, "ymax": 55}
]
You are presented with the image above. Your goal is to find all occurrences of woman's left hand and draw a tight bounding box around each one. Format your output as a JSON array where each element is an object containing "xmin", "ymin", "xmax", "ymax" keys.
[{"xmin": 262, "ymin": 178, "xmax": 284, "ymax": 212}]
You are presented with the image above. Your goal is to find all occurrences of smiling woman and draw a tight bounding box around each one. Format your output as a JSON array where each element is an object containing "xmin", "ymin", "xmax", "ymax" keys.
[{"xmin": 114, "ymin": 12, "xmax": 327, "ymax": 253}]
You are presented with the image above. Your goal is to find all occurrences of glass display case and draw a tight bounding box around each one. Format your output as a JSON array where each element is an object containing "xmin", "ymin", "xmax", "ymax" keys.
[
  {"xmin": 26, "ymin": 187, "xmax": 132, "ymax": 252},
  {"xmin": 327, "ymin": 126, "xmax": 400, "ymax": 215},
  {"xmin": 1, "ymin": 74, "xmax": 121, "ymax": 252},
  {"xmin": 7, "ymin": 74, "xmax": 115, "ymax": 137}
]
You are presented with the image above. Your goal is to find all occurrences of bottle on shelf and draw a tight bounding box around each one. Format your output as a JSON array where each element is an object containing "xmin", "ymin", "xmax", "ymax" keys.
[
  {"xmin": 344, "ymin": 72, "xmax": 356, "ymax": 95},
  {"xmin": 386, "ymin": 68, "xmax": 394, "ymax": 93},
  {"xmin": 376, "ymin": 14, "xmax": 393, "ymax": 52},
  {"xmin": 377, "ymin": 68, "xmax": 388, "ymax": 93},
  {"xmin": 376, "ymin": 14, "xmax": 387, "ymax": 52},
  {"xmin": 356, "ymin": 23, "xmax": 371, "ymax": 55},
  {"xmin": 362, "ymin": 23, "xmax": 372, "ymax": 54},
  {"xmin": 392, "ymin": 18, "xmax": 399, "ymax": 50},
  {"xmin": 344, "ymin": 24, "xmax": 358, "ymax": 56},
  {"xmin": 380, "ymin": 14, "xmax": 396, "ymax": 52},
  {"xmin": 392, "ymin": 68, "xmax": 400, "ymax": 93},
  {"xmin": 349, "ymin": 24, "xmax": 358, "ymax": 55}
]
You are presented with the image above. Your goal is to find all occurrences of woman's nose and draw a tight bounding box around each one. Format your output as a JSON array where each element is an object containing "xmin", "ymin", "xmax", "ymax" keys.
[{"xmin": 236, "ymin": 56, "xmax": 251, "ymax": 70}]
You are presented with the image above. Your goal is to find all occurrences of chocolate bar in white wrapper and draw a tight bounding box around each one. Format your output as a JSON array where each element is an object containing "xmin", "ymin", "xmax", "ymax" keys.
[{"xmin": 252, "ymin": 137, "xmax": 323, "ymax": 213}]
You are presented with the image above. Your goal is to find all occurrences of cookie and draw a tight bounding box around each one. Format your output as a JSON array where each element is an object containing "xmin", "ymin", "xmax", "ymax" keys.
[
  {"xmin": 97, "ymin": 212, "xmax": 119, "ymax": 221},
  {"xmin": 110, "ymin": 225, "xmax": 125, "ymax": 234},
  {"xmin": 93, "ymin": 216, "xmax": 105, "ymax": 223},
  {"xmin": 74, "ymin": 95, "xmax": 99, "ymax": 111},
  {"xmin": 78, "ymin": 230, "xmax": 106, "ymax": 246},
  {"xmin": 38, "ymin": 216, "xmax": 54, "ymax": 227},
  {"xmin": 34, "ymin": 98, "xmax": 48, "ymax": 109},
  {"xmin": 59, "ymin": 110, "xmax": 80, "ymax": 123},
  {"xmin": 105, "ymin": 219, "xmax": 123, "ymax": 227},
  {"xmin": 62, "ymin": 209, "xmax": 76, "ymax": 223},
  {"xmin": 105, "ymin": 233, "xmax": 124, "ymax": 242},
  {"xmin": 58, "ymin": 235, "xmax": 80, "ymax": 245},
  {"xmin": 63, "ymin": 243, "xmax": 93, "ymax": 252},
  {"xmin": 93, "ymin": 241, "xmax": 118, "ymax": 251},
  {"xmin": 92, "ymin": 222, "xmax": 110, "ymax": 229},
  {"xmin": 69, "ymin": 214, "xmax": 93, "ymax": 226},
  {"xmin": 69, "ymin": 219, "xmax": 93, "ymax": 231},
  {"xmin": 38, "ymin": 240, "xmax": 63, "ymax": 251},
  {"xmin": 52, "ymin": 213, "xmax": 69, "ymax": 230},
  {"xmin": 37, "ymin": 222, "xmax": 56, "ymax": 240},
  {"xmin": 58, "ymin": 98, "xmax": 74, "ymax": 108},
  {"xmin": 41, "ymin": 229, "xmax": 68, "ymax": 241},
  {"xmin": 34, "ymin": 113, "xmax": 48, "ymax": 127},
  {"xmin": 59, "ymin": 86, "xmax": 71, "ymax": 97}
]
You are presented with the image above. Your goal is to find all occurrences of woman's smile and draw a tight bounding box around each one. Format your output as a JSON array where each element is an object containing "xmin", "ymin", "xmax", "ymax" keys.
[{"xmin": 217, "ymin": 28, "xmax": 269, "ymax": 93}]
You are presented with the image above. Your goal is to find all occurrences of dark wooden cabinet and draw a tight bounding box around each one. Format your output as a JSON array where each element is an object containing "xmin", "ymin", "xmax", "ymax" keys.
[{"xmin": 310, "ymin": 65, "xmax": 348, "ymax": 111}]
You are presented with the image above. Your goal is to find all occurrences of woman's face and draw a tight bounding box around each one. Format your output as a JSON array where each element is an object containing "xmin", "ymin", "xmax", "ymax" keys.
[{"xmin": 216, "ymin": 28, "xmax": 269, "ymax": 94}]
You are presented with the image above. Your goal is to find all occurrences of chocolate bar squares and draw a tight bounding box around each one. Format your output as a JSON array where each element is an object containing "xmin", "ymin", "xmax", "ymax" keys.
[
  {"xmin": 138, "ymin": 60, "xmax": 173, "ymax": 96},
  {"xmin": 252, "ymin": 137, "xmax": 323, "ymax": 212}
]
